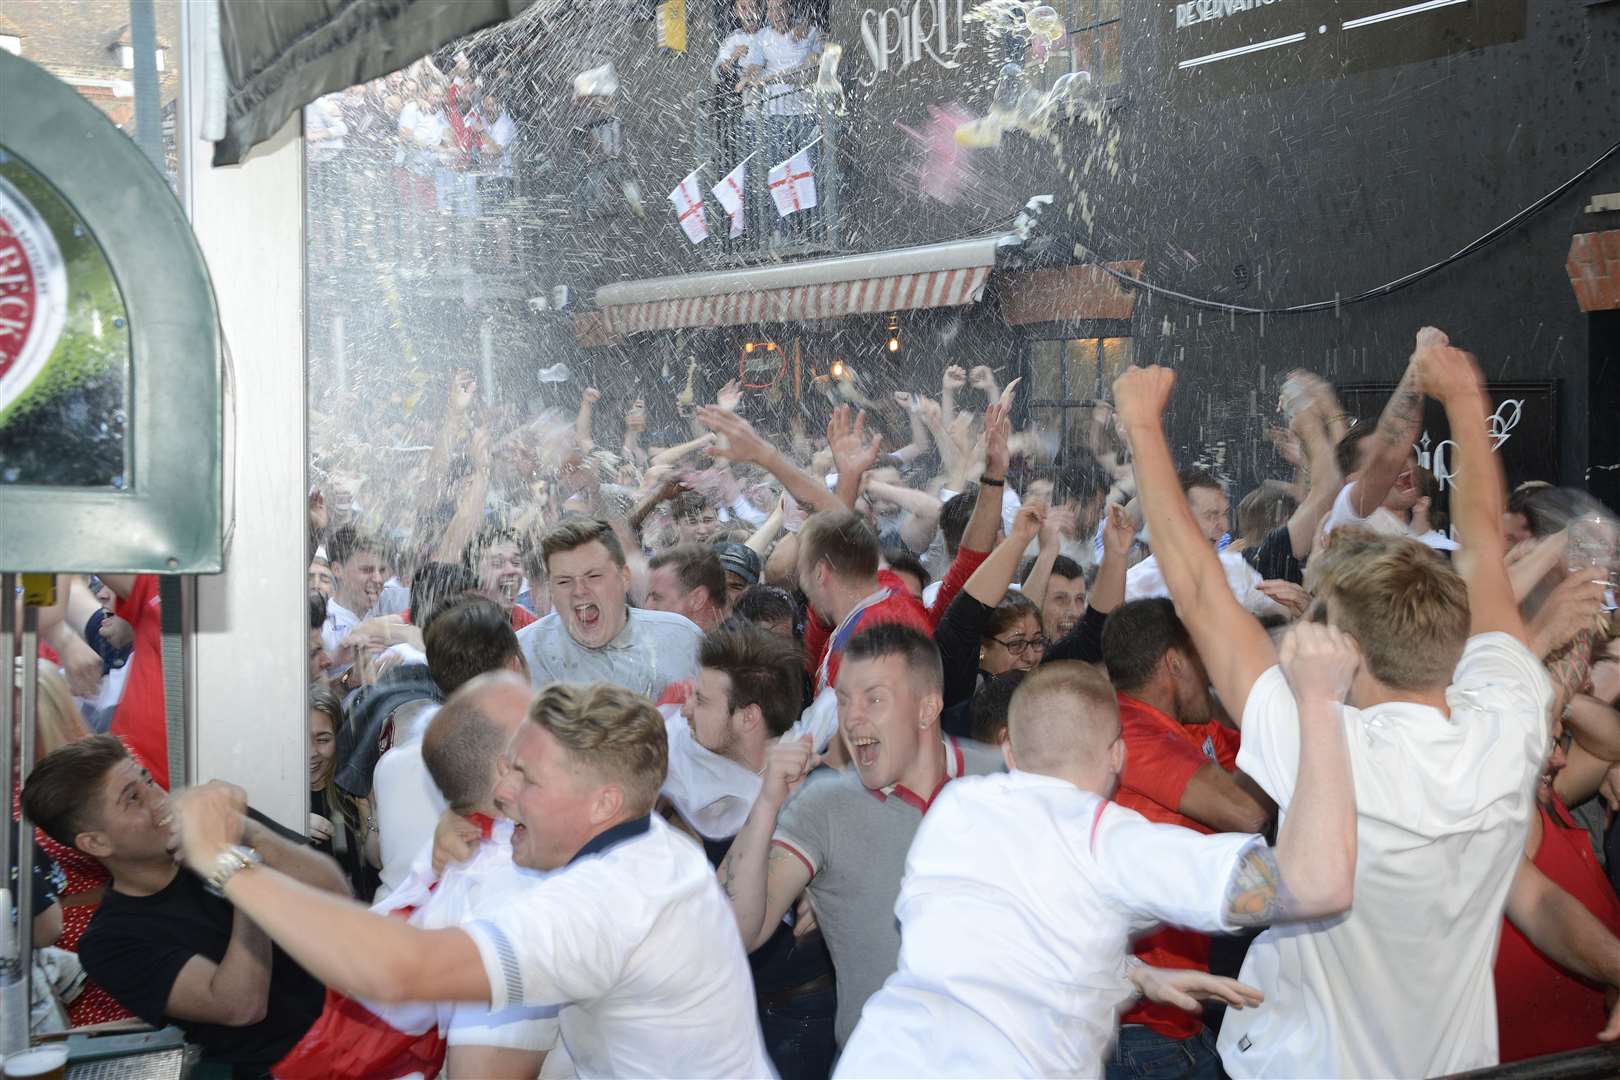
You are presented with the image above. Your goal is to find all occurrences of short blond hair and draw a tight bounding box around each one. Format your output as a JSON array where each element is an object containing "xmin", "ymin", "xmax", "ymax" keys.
[
  {"xmin": 16, "ymin": 659, "xmax": 88, "ymax": 760},
  {"xmin": 1007, "ymin": 661, "xmax": 1119, "ymax": 773},
  {"xmin": 1311, "ymin": 526, "xmax": 1468, "ymax": 691},
  {"xmin": 528, "ymin": 683, "xmax": 667, "ymax": 815}
]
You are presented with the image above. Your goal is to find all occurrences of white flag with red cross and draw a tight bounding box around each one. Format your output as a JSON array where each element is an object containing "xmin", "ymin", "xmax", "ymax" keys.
[
  {"xmin": 711, "ymin": 161, "xmax": 748, "ymax": 238},
  {"xmin": 768, "ymin": 147, "xmax": 817, "ymax": 218},
  {"xmin": 668, "ymin": 170, "xmax": 708, "ymax": 244}
]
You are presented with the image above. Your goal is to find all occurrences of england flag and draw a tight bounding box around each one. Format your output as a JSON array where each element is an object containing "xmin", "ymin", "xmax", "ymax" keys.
[
  {"xmin": 669, "ymin": 170, "xmax": 709, "ymax": 244},
  {"xmin": 768, "ymin": 147, "xmax": 817, "ymax": 218},
  {"xmin": 712, "ymin": 161, "xmax": 748, "ymax": 238}
]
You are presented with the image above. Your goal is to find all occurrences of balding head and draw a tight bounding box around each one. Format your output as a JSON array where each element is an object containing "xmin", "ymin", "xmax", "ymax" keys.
[
  {"xmin": 1005, "ymin": 661, "xmax": 1123, "ymax": 796},
  {"xmin": 422, "ymin": 672, "xmax": 532, "ymax": 814}
]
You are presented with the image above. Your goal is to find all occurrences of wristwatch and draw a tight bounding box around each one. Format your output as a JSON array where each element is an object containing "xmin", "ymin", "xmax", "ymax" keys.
[{"xmin": 205, "ymin": 844, "xmax": 263, "ymax": 896}]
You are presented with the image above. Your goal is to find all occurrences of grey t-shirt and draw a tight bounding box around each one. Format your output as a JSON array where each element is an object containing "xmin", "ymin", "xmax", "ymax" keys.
[
  {"xmin": 516, "ymin": 606, "xmax": 703, "ymax": 698},
  {"xmin": 772, "ymin": 736, "xmax": 1005, "ymax": 1047}
]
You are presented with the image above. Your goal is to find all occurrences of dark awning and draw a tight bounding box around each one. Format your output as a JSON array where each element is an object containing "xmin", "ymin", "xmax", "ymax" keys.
[{"xmin": 214, "ymin": 0, "xmax": 535, "ymax": 165}]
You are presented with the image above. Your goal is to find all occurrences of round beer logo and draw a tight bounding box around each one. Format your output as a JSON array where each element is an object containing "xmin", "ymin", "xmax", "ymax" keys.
[{"xmin": 0, "ymin": 173, "xmax": 69, "ymax": 421}]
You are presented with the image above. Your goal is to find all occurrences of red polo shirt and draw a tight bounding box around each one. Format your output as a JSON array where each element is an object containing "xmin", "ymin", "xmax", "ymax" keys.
[
  {"xmin": 109, "ymin": 575, "xmax": 169, "ymax": 789},
  {"xmin": 1494, "ymin": 796, "xmax": 1620, "ymax": 1062},
  {"xmin": 1112, "ymin": 692, "xmax": 1242, "ymax": 1041}
]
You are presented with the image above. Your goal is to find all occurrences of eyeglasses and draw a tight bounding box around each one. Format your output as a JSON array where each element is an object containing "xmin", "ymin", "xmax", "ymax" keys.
[{"xmin": 990, "ymin": 635, "xmax": 1048, "ymax": 657}]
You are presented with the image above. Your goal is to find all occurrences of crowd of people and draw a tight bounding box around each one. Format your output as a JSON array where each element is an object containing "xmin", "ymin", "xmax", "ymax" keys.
[{"xmin": 13, "ymin": 326, "xmax": 1620, "ymax": 1079}]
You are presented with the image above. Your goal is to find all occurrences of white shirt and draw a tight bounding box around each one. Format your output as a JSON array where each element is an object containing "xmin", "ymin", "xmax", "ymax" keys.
[
  {"xmin": 836, "ymin": 771, "xmax": 1255, "ymax": 1078},
  {"xmin": 660, "ymin": 699, "xmax": 841, "ymax": 841},
  {"xmin": 1319, "ymin": 484, "xmax": 1461, "ymax": 554},
  {"xmin": 517, "ymin": 607, "xmax": 703, "ymax": 699},
  {"xmin": 1125, "ymin": 550, "xmax": 1285, "ymax": 617},
  {"xmin": 372, "ymin": 736, "xmax": 447, "ymax": 902},
  {"xmin": 465, "ymin": 815, "xmax": 773, "ymax": 1078},
  {"xmin": 712, "ymin": 27, "xmax": 764, "ymax": 82},
  {"xmin": 368, "ymin": 820, "xmax": 560, "ymax": 1053},
  {"xmin": 758, "ymin": 25, "xmax": 819, "ymax": 115},
  {"xmin": 321, "ymin": 597, "xmax": 363, "ymax": 654},
  {"xmin": 1219, "ymin": 633, "xmax": 1552, "ymax": 1079}
]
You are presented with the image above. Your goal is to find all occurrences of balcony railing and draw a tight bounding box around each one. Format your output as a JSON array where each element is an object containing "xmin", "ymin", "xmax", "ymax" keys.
[{"xmin": 694, "ymin": 75, "xmax": 842, "ymax": 265}]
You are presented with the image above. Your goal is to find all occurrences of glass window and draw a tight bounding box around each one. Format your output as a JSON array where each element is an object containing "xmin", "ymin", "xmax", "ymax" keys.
[
  {"xmin": 1027, "ymin": 335, "xmax": 1131, "ymax": 465},
  {"xmin": 1068, "ymin": 0, "xmax": 1123, "ymax": 87}
]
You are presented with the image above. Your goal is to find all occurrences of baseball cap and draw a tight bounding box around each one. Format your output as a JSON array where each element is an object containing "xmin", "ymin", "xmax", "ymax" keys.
[{"xmin": 714, "ymin": 542, "xmax": 762, "ymax": 585}]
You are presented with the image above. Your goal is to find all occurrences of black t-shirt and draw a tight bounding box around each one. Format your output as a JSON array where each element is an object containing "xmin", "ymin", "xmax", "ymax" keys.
[
  {"xmin": 1245, "ymin": 524, "xmax": 1305, "ymax": 586},
  {"xmin": 77, "ymin": 868, "xmax": 323, "ymax": 1075}
]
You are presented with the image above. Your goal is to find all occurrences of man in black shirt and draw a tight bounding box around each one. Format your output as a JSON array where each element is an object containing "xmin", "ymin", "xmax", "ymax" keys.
[{"xmin": 21, "ymin": 735, "xmax": 347, "ymax": 1077}]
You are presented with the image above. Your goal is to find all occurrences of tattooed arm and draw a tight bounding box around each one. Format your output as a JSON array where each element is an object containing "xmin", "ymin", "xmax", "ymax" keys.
[
  {"xmin": 716, "ymin": 737, "xmax": 817, "ymax": 952},
  {"xmin": 1348, "ymin": 330, "xmax": 1435, "ymax": 518},
  {"xmin": 1225, "ymin": 623, "xmax": 1359, "ymax": 927}
]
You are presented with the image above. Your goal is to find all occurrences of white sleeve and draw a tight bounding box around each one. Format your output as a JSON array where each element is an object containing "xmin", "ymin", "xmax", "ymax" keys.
[
  {"xmin": 1451, "ymin": 632, "xmax": 1554, "ymax": 742},
  {"xmin": 446, "ymin": 1001, "xmax": 561, "ymax": 1050},
  {"xmin": 1124, "ymin": 558, "xmax": 1165, "ymax": 601},
  {"xmin": 1235, "ymin": 666, "xmax": 1302, "ymax": 808},
  {"xmin": 1091, "ymin": 802, "xmax": 1259, "ymax": 934},
  {"xmin": 1319, "ymin": 483, "xmax": 1363, "ymax": 540},
  {"xmin": 466, "ymin": 880, "xmax": 624, "ymax": 1010}
]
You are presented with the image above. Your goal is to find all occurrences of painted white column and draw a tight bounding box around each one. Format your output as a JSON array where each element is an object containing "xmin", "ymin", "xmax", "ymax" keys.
[{"xmin": 183, "ymin": 78, "xmax": 308, "ymax": 822}]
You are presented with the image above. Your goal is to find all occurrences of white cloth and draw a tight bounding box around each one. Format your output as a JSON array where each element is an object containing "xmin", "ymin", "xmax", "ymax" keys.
[
  {"xmin": 937, "ymin": 483, "xmax": 1023, "ymax": 542},
  {"xmin": 669, "ymin": 169, "xmax": 709, "ymax": 244},
  {"xmin": 372, "ymin": 738, "xmax": 448, "ymax": 902},
  {"xmin": 321, "ymin": 597, "xmax": 363, "ymax": 654},
  {"xmin": 1218, "ymin": 632, "xmax": 1552, "ymax": 1079},
  {"xmin": 758, "ymin": 25, "xmax": 818, "ymax": 114},
  {"xmin": 1125, "ymin": 550, "xmax": 1285, "ymax": 617},
  {"xmin": 659, "ymin": 698, "xmax": 841, "ymax": 841},
  {"xmin": 836, "ymin": 771, "xmax": 1254, "ymax": 1078},
  {"xmin": 464, "ymin": 816, "xmax": 774, "ymax": 1077},
  {"xmin": 517, "ymin": 607, "xmax": 703, "ymax": 700},
  {"xmin": 768, "ymin": 147, "xmax": 817, "ymax": 217},
  {"xmin": 367, "ymin": 820, "xmax": 560, "ymax": 1054}
]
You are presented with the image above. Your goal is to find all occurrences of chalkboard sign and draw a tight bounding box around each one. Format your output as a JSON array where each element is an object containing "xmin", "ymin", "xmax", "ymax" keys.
[{"xmin": 1336, "ymin": 382, "xmax": 1559, "ymax": 513}]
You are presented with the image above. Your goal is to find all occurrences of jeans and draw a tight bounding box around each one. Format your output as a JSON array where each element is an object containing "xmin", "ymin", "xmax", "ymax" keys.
[
  {"xmin": 1106, "ymin": 1025, "xmax": 1226, "ymax": 1080},
  {"xmin": 759, "ymin": 986, "xmax": 836, "ymax": 1080}
]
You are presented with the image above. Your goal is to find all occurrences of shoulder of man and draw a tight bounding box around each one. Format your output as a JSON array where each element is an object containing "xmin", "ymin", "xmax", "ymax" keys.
[
  {"xmin": 951, "ymin": 736, "xmax": 1008, "ymax": 777},
  {"xmin": 629, "ymin": 607, "xmax": 704, "ymax": 634}
]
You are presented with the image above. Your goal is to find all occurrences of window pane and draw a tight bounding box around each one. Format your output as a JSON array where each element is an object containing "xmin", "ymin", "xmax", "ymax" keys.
[
  {"xmin": 1099, "ymin": 336, "xmax": 1134, "ymax": 386},
  {"xmin": 1066, "ymin": 338, "xmax": 1100, "ymax": 398},
  {"xmin": 1029, "ymin": 339, "xmax": 1067, "ymax": 401}
]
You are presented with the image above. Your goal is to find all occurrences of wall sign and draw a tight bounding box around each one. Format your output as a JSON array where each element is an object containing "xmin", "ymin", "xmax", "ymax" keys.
[{"xmin": 857, "ymin": 0, "xmax": 967, "ymax": 87}]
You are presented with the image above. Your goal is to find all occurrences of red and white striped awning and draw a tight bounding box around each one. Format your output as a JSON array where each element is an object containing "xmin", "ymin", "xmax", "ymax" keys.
[{"xmin": 592, "ymin": 234, "xmax": 1014, "ymax": 338}]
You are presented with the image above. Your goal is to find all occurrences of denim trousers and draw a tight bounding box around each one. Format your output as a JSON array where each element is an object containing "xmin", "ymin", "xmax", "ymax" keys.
[{"xmin": 1105, "ymin": 1025, "xmax": 1226, "ymax": 1080}]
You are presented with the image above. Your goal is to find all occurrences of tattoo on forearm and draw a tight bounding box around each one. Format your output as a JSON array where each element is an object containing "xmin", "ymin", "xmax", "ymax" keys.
[
  {"xmin": 719, "ymin": 855, "xmax": 738, "ymax": 901},
  {"xmin": 1377, "ymin": 381, "xmax": 1424, "ymax": 444},
  {"xmin": 1223, "ymin": 843, "xmax": 1296, "ymax": 927},
  {"xmin": 1546, "ymin": 629, "xmax": 1598, "ymax": 716}
]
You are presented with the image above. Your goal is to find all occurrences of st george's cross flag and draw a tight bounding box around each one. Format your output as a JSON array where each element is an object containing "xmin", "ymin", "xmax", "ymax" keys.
[
  {"xmin": 669, "ymin": 170, "xmax": 709, "ymax": 243},
  {"xmin": 768, "ymin": 147, "xmax": 817, "ymax": 218},
  {"xmin": 711, "ymin": 161, "xmax": 748, "ymax": 238}
]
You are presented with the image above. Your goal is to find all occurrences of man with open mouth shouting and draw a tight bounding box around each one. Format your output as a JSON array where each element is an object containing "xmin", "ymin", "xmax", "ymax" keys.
[
  {"xmin": 515, "ymin": 516, "xmax": 703, "ymax": 699},
  {"xmin": 717, "ymin": 622, "xmax": 1004, "ymax": 1052}
]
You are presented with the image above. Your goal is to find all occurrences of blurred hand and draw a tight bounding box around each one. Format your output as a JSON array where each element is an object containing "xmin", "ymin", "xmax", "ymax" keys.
[
  {"xmin": 1130, "ymin": 964, "xmax": 1265, "ymax": 1013},
  {"xmin": 1113, "ymin": 366, "xmax": 1177, "ymax": 429},
  {"xmin": 1529, "ymin": 574, "xmax": 1609, "ymax": 659},
  {"xmin": 166, "ymin": 781, "xmax": 249, "ymax": 874},
  {"xmin": 968, "ymin": 365, "xmax": 996, "ymax": 391},
  {"xmin": 828, "ymin": 405, "xmax": 882, "ymax": 480},
  {"xmin": 716, "ymin": 379, "xmax": 743, "ymax": 413},
  {"xmin": 1010, "ymin": 500, "xmax": 1047, "ymax": 546},
  {"xmin": 1258, "ymin": 579, "xmax": 1312, "ymax": 618},
  {"xmin": 60, "ymin": 636, "xmax": 103, "ymax": 698},
  {"xmin": 430, "ymin": 809, "xmax": 482, "ymax": 877},
  {"xmin": 1413, "ymin": 340, "xmax": 1484, "ymax": 405},
  {"xmin": 582, "ymin": 386, "xmax": 601, "ymax": 406},
  {"xmin": 698, "ymin": 406, "xmax": 770, "ymax": 466},
  {"xmin": 1279, "ymin": 622, "xmax": 1361, "ymax": 705},
  {"xmin": 625, "ymin": 398, "xmax": 646, "ymax": 432},
  {"xmin": 781, "ymin": 492, "xmax": 808, "ymax": 533},
  {"xmin": 1102, "ymin": 503, "xmax": 1136, "ymax": 557},
  {"xmin": 983, "ymin": 402, "xmax": 1011, "ymax": 477},
  {"xmin": 761, "ymin": 734, "xmax": 820, "ymax": 810},
  {"xmin": 1591, "ymin": 639, "xmax": 1620, "ymax": 705},
  {"xmin": 915, "ymin": 396, "xmax": 943, "ymax": 427},
  {"xmin": 942, "ymin": 365, "xmax": 966, "ymax": 392},
  {"xmin": 308, "ymin": 489, "xmax": 329, "ymax": 533},
  {"xmin": 1267, "ymin": 424, "xmax": 1303, "ymax": 468},
  {"xmin": 1600, "ymin": 762, "xmax": 1620, "ymax": 813},
  {"xmin": 792, "ymin": 894, "xmax": 820, "ymax": 940},
  {"xmin": 1040, "ymin": 505, "xmax": 1076, "ymax": 553},
  {"xmin": 308, "ymin": 813, "xmax": 335, "ymax": 845},
  {"xmin": 998, "ymin": 376, "xmax": 1022, "ymax": 409}
]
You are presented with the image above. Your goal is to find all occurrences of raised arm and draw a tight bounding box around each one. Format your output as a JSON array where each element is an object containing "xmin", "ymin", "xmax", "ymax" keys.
[
  {"xmin": 717, "ymin": 737, "xmax": 817, "ymax": 952},
  {"xmin": 828, "ymin": 406, "xmax": 882, "ymax": 511},
  {"xmin": 1114, "ymin": 367, "xmax": 1276, "ymax": 720},
  {"xmin": 1417, "ymin": 342, "xmax": 1525, "ymax": 643},
  {"xmin": 957, "ymin": 402, "xmax": 1012, "ymax": 555},
  {"xmin": 961, "ymin": 502, "xmax": 1045, "ymax": 607},
  {"xmin": 431, "ymin": 428, "xmax": 491, "ymax": 563},
  {"xmin": 699, "ymin": 406, "xmax": 845, "ymax": 516},
  {"xmin": 1019, "ymin": 505, "xmax": 1073, "ymax": 610},
  {"xmin": 1223, "ymin": 623, "xmax": 1358, "ymax": 927},
  {"xmin": 574, "ymin": 387, "xmax": 600, "ymax": 454},
  {"xmin": 1088, "ymin": 503, "xmax": 1134, "ymax": 615},
  {"xmin": 1348, "ymin": 330, "xmax": 1434, "ymax": 518},
  {"xmin": 1285, "ymin": 375, "xmax": 1346, "ymax": 561}
]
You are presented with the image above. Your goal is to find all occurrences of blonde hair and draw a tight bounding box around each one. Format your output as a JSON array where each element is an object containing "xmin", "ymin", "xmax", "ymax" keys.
[
  {"xmin": 15, "ymin": 659, "xmax": 89, "ymax": 760},
  {"xmin": 528, "ymin": 683, "xmax": 667, "ymax": 815},
  {"xmin": 1007, "ymin": 661, "xmax": 1119, "ymax": 774},
  {"xmin": 1311, "ymin": 526, "xmax": 1469, "ymax": 691}
]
